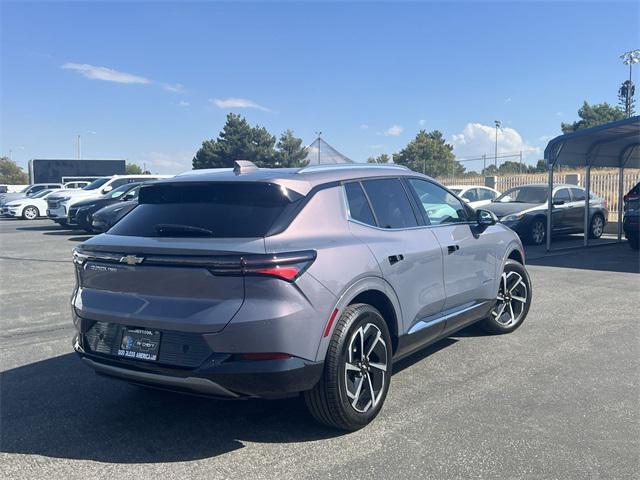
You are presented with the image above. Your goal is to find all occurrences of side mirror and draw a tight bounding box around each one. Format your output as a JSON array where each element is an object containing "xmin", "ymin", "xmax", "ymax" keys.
[
  {"xmin": 476, "ymin": 209, "xmax": 498, "ymax": 227},
  {"xmin": 463, "ymin": 198, "xmax": 471, "ymax": 203},
  {"xmin": 101, "ymin": 185, "xmax": 113, "ymax": 194},
  {"xmin": 553, "ymin": 199, "xmax": 564, "ymax": 206}
]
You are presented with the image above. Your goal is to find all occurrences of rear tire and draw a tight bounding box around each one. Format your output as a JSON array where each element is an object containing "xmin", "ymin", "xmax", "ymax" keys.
[
  {"xmin": 528, "ymin": 218, "xmax": 546, "ymax": 245},
  {"xmin": 304, "ymin": 303, "xmax": 392, "ymax": 431},
  {"xmin": 480, "ymin": 260, "xmax": 532, "ymax": 334},
  {"xmin": 589, "ymin": 214, "xmax": 605, "ymax": 239},
  {"xmin": 22, "ymin": 206, "xmax": 39, "ymax": 220},
  {"xmin": 629, "ymin": 236, "xmax": 639, "ymax": 251}
]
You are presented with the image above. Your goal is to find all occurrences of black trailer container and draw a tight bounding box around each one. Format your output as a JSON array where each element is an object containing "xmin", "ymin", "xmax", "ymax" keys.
[{"xmin": 28, "ymin": 159, "xmax": 126, "ymax": 184}]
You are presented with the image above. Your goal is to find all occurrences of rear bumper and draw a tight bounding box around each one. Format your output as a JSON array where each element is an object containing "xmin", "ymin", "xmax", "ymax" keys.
[{"xmin": 73, "ymin": 322, "xmax": 324, "ymax": 399}]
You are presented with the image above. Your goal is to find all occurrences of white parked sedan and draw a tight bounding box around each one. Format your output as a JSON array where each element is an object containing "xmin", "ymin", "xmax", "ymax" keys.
[
  {"xmin": 448, "ymin": 185, "xmax": 501, "ymax": 208},
  {"xmin": 1, "ymin": 189, "xmax": 56, "ymax": 220}
]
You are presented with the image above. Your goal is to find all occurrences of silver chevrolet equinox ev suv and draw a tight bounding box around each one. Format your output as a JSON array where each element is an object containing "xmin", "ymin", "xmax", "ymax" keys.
[{"xmin": 72, "ymin": 162, "xmax": 531, "ymax": 430}]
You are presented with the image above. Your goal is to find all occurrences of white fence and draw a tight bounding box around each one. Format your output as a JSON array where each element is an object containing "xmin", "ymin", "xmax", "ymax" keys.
[{"xmin": 437, "ymin": 170, "xmax": 640, "ymax": 219}]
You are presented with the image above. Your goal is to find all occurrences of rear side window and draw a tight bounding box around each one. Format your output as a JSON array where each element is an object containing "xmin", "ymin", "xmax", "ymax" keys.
[
  {"xmin": 344, "ymin": 182, "xmax": 376, "ymax": 226},
  {"xmin": 477, "ymin": 188, "xmax": 497, "ymax": 201},
  {"xmin": 462, "ymin": 188, "xmax": 478, "ymax": 202},
  {"xmin": 109, "ymin": 182, "xmax": 302, "ymax": 238},
  {"xmin": 361, "ymin": 178, "xmax": 418, "ymax": 229},
  {"xmin": 570, "ymin": 188, "xmax": 586, "ymax": 201}
]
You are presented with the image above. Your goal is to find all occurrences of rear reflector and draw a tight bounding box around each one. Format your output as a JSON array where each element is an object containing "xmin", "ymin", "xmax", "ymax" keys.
[
  {"xmin": 323, "ymin": 308, "xmax": 339, "ymax": 337},
  {"xmin": 248, "ymin": 266, "xmax": 302, "ymax": 281}
]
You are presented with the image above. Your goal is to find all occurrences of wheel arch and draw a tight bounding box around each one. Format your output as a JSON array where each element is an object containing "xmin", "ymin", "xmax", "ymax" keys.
[{"xmin": 314, "ymin": 276, "xmax": 403, "ymax": 361}]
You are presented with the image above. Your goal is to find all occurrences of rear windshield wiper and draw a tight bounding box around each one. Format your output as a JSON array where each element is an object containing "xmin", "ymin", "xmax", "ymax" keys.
[{"xmin": 154, "ymin": 224, "xmax": 215, "ymax": 237}]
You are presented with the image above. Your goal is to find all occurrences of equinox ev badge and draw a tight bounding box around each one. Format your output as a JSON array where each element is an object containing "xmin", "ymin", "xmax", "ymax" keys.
[{"xmin": 120, "ymin": 255, "xmax": 144, "ymax": 265}]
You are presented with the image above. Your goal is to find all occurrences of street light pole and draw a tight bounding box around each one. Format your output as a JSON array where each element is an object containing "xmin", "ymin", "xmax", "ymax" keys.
[
  {"xmin": 77, "ymin": 134, "xmax": 82, "ymax": 160},
  {"xmin": 620, "ymin": 49, "xmax": 640, "ymax": 117},
  {"xmin": 494, "ymin": 120, "xmax": 501, "ymax": 168}
]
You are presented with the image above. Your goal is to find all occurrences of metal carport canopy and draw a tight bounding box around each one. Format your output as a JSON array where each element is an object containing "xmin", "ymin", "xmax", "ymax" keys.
[{"xmin": 543, "ymin": 116, "xmax": 640, "ymax": 251}]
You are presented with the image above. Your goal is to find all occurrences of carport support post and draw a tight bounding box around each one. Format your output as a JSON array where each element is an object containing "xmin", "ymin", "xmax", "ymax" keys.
[
  {"xmin": 583, "ymin": 165, "xmax": 591, "ymax": 247},
  {"xmin": 618, "ymin": 167, "xmax": 624, "ymax": 241},
  {"xmin": 546, "ymin": 162, "xmax": 554, "ymax": 252}
]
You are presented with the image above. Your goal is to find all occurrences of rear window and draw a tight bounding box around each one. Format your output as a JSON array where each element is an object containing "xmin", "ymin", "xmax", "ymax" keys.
[{"xmin": 108, "ymin": 182, "xmax": 303, "ymax": 238}]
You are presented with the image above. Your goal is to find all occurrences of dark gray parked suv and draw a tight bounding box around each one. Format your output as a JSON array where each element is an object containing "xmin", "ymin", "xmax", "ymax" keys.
[{"xmin": 72, "ymin": 162, "xmax": 531, "ymax": 430}]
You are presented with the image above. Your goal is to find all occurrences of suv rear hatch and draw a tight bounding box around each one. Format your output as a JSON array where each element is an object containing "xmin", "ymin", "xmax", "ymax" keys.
[{"xmin": 73, "ymin": 181, "xmax": 307, "ymax": 333}]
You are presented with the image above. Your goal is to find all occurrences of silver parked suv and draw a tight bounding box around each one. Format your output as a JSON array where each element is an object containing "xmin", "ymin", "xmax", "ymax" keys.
[{"xmin": 72, "ymin": 162, "xmax": 532, "ymax": 430}]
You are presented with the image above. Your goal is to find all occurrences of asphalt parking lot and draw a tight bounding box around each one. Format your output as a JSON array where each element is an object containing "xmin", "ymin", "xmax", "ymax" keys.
[{"xmin": 1, "ymin": 218, "xmax": 638, "ymax": 479}]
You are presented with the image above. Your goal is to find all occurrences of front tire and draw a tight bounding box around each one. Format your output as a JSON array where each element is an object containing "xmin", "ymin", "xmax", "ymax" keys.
[
  {"xmin": 529, "ymin": 218, "xmax": 546, "ymax": 245},
  {"xmin": 628, "ymin": 236, "xmax": 639, "ymax": 251},
  {"xmin": 22, "ymin": 206, "xmax": 39, "ymax": 220},
  {"xmin": 481, "ymin": 259, "xmax": 532, "ymax": 334},
  {"xmin": 589, "ymin": 214, "xmax": 604, "ymax": 239},
  {"xmin": 304, "ymin": 303, "xmax": 392, "ymax": 431}
]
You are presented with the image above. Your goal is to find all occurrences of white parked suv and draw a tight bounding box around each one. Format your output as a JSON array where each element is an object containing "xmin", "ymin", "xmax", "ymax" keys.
[
  {"xmin": 46, "ymin": 175, "xmax": 169, "ymax": 226},
  {"xmin": 448, "ymin": 185, "xmax": 501, "ymax": 208},
  {"xmin": 1, "ymin": 189, "xmax": 56, "ymax": 219}
]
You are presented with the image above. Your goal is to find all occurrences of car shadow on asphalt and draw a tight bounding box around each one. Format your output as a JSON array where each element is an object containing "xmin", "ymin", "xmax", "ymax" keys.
[
  {"xmin": 0, "ymin": 353, "xmax": 342, "ymax": 463},
  {"xmin": 15, "ymin": 224, "xmax": 65, "ymax": 232}
]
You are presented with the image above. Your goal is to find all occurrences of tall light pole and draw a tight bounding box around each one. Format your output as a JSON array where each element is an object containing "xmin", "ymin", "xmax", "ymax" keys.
[
  {"xmin": 494, "ymin": 120, "xmax": 501, "ymax": 168},
  {"xmin": 314, "ymin": 131, "xmax": 322, "ymax": 164},
  {"xmin": 77, "ymin": 134, "xmax": 82, "ymax": 160},
  {"xmin": 620, "ymin": 49, "xmax": 640, "ymax": 117}
]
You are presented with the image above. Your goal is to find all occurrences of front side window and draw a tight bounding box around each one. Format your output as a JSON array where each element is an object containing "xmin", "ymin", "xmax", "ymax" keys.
[
  {"xmin": 344, "ymin": 182, "xmax": 376, "ymax": 226},
  {"xmin": 360, "ymin": 178, "xmax": 418, "ymax": 229},
  {"xmin": 408, "ymin": 179, "xmax": 470, "ymax": 225}
]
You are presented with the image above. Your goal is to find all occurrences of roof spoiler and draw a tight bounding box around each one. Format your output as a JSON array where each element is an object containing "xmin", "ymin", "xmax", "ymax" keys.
[{"xmin": 233, "ymin": 160, "xmax": 259, "ymax": 175}]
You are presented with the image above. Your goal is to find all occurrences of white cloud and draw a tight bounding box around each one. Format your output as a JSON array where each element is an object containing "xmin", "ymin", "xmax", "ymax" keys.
[
  {"xmin": 360, "ymin": 124, "xmax": 369, "ymax": 130},
  {"xmin": 505, "ymin": 97, "xmax": 512, "ymax": 103},
  {"xmin": 384, "ymin": 125, "xmax": 403, "ymax": 136},
  {"xmin": 62, "ymin": 63, "xmax": 150, "ymax": 84},
  {"xmin": 163, "ymin": 83, "xmax": 185, "ymax": 93},
  {"xmin": 418, "ymin": 119, "xmax": 427, "ymax": 127},
  {"xmin": 177, "ymin": 100, "xmax": 190, "ymax": 107},
  {"xmin": 211, "ymin": 97, "xmax": 270, "ymax": 112},
  {"xmin": 451, "ymin": 122, "xmax": 540, "ymax": 158}
]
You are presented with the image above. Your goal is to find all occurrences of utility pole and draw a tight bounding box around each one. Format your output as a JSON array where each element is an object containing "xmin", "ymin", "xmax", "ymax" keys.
[
  {"xmin": 314, "ymin": 131, "xmax": 322, "ymax": 164},
  {"xmin": 519, "ymin": 150, "xmax": 523, "ymax": 173},
  {"xmin": 482, "ymin": 154, "xmax": 486, "ymax": 175},
  {"xmin": 9, "ymin": 149, "xmax": 12, "ymax": 162},
  {"xmin": 77, "ymin": 134, "xmax": 82, "ymax": 160},
  {"xmin": 494, "ymin": 120, "xmax": 501, "ymax": 169},
  {"xmin": 620, "ymin": 49, "xmax": 640, "ymax": 117}
]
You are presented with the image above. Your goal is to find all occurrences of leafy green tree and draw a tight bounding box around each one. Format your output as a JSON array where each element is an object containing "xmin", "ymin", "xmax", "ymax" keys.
[
  {"xmin": 276, "ymin": 129, "xmax": 307, "ymax": 167},
  {"xmin": 393, "ymin": 130, "xmax": 463, "ymax": 176},
  {"xmin": 0, "ymin": 156, "xmax": 29, "ymax": 184},
  {"xmin": 618, "ymin": 80, "xmax": 636, "ymax": 117},
  {"xmin": 532, "ymin": 159, "xmax": 548, "ymax": 173},
  {"xmin": 561, "ymin": 101, "xmax": 626, "ymax": 134},
  {"xmin": 367, "ymin": 153, "xmax": 391, "ymax": 164},
  {"xmin": 192, "ymin": 113, "xmax": 277, "ymax": 169},
  {"xmin": 126, "ymin": 163, "xmax": 143, "ymax": 174}
]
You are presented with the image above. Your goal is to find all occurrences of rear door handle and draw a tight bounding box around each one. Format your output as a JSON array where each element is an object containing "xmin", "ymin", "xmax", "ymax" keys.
[
  {"xmin": 388, "ymin": 254, "xmax": 405, "ymax": 265},
  {"xmin": 447, "ymin": 245, "xmax": 460, "ymax": 254}
]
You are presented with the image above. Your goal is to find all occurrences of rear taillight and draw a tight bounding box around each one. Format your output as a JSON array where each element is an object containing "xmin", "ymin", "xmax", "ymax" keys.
[{"xmin": 210, "ymin": 250, "xmax": 317, "ymax": 282}]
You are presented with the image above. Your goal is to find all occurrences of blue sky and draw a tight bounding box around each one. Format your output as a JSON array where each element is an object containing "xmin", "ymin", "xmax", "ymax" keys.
[{"xmin": 1, "ymin": 1, "xmax": 638, "ymax": 174}]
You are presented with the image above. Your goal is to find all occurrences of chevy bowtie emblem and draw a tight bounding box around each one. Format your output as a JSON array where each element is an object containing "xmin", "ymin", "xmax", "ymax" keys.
[{"xmin": 120, "ymin": 255, "xmax": 144, "ymax": 265}]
